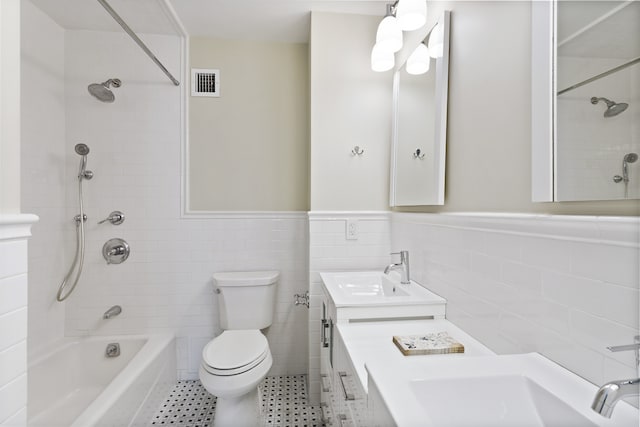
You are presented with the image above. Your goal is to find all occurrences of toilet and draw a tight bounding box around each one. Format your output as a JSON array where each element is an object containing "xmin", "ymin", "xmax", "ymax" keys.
[{"xmin": 199, "ymin": 271, "xmax": 279, "ymax": 427}]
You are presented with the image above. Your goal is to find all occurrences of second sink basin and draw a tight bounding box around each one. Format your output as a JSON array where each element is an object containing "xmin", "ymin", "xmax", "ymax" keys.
[
  {"xmin": 412, "ymin": 374, "xmax": 597, "ymax": 427},
  {"xmin": 366, "ymin": 353, "xmax": 639, "ymax": 427}
]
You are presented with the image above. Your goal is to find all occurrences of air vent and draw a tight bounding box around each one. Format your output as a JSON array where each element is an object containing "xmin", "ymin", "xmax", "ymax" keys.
[{"xmin": 191, "ymin": 68, "xmax": 220, "ymax": 97}]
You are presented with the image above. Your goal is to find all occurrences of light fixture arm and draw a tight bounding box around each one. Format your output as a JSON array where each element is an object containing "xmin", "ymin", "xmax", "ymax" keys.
[{"xmin": 386, "ymin": 2, "xmax": 399, "ymax": 17}]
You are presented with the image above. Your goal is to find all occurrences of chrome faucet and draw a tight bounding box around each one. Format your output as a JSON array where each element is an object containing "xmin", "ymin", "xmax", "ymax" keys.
[
  {"xmin": 591, "ymin": 336, "xmax": 640, "ymax": 418},
  {"xmin": 384, "ymin": 251, "xmax": 410, "ymax": 284},
  {"xmin": 103, "ymin": 305, "xmax": 122, "ymax": 319},
  {"xmin": 591, "ymin": 378, "xmax": 640, "ymax": 418}
]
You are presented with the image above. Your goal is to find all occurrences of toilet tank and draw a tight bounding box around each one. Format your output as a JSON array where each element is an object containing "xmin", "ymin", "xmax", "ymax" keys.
[{"xmin": 213, "ymin": 271, "xmax": 279, "ymax": 330}]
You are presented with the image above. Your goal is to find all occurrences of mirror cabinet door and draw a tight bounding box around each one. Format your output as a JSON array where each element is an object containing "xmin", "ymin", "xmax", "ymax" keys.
[
  {"xmin": 390, "ymin": 11, "xmax": 451, "ymax": 207},
  {"xmin": 532, "ymin": 1, "xmax": 639, "ymax": 202}
]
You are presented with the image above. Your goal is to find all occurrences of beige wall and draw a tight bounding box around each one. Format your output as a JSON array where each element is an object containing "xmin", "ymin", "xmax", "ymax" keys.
[
  {"xmin": 397, "ymin": 1, "xmax": 638, "ymax": 215},
  {"xmin": 310, "ymin": 12, "xmax": 394, "ymax": 211},
  {"xmin": 188, "ymin": 38, "xmax": 309, "ymax": 211}
]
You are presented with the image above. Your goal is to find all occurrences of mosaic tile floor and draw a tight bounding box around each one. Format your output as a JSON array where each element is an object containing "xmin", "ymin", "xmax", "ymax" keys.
[{"xmin": 151, "ymin": 375, "xmax": 324, "ymax": 427}]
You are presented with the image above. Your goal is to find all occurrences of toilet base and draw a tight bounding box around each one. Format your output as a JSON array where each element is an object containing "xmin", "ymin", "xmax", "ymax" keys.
[{"xmin": 213, "ymin": 388, "xmax": 261, "ymax": 427}]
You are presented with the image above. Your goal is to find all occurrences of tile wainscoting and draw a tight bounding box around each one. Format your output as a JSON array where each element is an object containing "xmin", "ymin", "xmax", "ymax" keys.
[
  {"xmin": 307, "ymin": 211, "xmax": 391, "ymax": 404},
  {"xmin": 392, "ymin": 212, "xmax": 639, "ymax": 388},
  {"xmin": 0, "ymin": 215, "xmax": 38, "ymax": 426}
]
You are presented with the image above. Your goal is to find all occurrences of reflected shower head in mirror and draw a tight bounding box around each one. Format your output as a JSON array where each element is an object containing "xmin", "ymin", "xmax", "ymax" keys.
[
  {"xmin": 590, "ymin": 96, "xmax": 628, "ymax": 117},
  {"xmin": 623, "ymin": 152, "xmax": 638, "ymax": 184},
  {"xmin": 624, "ymin": 153, "xmax": 638, "ymax": 164},
  {"xmin": 88, "ymin": 78, "xmax": 121, "ymax": 103}
]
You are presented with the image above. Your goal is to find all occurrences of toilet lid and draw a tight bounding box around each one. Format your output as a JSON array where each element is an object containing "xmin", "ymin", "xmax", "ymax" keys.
[{"xmin": 202, "ymin": 330, "xmax": 268, "ymax": 371}]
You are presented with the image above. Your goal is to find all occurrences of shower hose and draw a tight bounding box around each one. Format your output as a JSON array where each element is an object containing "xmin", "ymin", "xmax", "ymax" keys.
[{"xmin": 56, "ymin": 178, "xmax": 87, "ymax": 301}]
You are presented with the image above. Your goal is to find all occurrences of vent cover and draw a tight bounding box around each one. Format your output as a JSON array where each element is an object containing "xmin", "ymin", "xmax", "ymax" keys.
[{"xmin": 191, "ymin": 68, "xmax": 220, "ymax": 97}]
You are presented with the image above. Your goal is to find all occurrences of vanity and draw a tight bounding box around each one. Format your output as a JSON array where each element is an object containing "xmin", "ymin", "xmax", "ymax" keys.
[{"xmin": 319, "ymin": 271, "xmax": 639, "ymax": 427}]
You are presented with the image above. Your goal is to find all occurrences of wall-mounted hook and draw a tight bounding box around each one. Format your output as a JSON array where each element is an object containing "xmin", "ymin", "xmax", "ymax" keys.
[
  {"xmin": 413, "ymin": 149, "xmax": 426, "ymax": 159},
  {"xmin": 351, "ymin": 146, "xmax": 364, "ymax": 156}
]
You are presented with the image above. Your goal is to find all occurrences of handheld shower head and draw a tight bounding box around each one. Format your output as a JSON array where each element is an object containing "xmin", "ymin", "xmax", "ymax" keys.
[
  {"xmin": 591, "ymin": 97, "xmax": 629, "ymax": 118},
  {"xmin": 88, "ymin": 78, "xmax": 121, "ymax": 103},
  {"xmin": 75, "ymin": 143, "xmax": 90, "ymax": 156},
  {"xmin": 622, "ymin": 152, "xmax": 638, "ymax": 184},
  {"xmin": 74, "ymin": 144, "xmax": 93, "ymax": 181},
  {"xmin": 623, "ymin": 153, "xmax": 638, "ymax": 164}
]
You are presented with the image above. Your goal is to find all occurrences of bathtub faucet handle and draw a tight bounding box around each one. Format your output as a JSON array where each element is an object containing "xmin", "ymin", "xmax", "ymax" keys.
[{"xmin": 98, "ymin": 211, "xmax": 125, "ymax": 225}]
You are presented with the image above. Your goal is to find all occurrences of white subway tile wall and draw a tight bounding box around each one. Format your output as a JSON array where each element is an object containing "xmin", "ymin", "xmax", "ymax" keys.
[
  {"xmin": 0, "ymin": 220, "xmax": 36, "ymax": 426},
  {"xmin": 391, "ymin": 213, "xmax": 640, "ymax": 388},
  {"xmin": 21, "ymin": 0, "xmax": 68, "ymax": 359},
  {"xmin": 307, "ymin": 212, "xmax": 391, "ymax": 404}
]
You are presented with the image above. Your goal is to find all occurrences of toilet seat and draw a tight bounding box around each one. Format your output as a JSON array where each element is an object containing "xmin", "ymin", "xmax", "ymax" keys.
[{"xmin": 202, "ymin": 330, "xmax": 269, "ymax": 376}]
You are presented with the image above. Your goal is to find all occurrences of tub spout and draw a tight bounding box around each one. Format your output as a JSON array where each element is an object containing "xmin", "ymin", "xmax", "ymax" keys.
[{"xmin": 103, "ymin": 305, "xmax": 122, "ymax": 319}]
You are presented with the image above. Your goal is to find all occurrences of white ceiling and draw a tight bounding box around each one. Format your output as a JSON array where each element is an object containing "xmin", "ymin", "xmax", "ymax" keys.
[
  {"xmin": 30, "ymin": 0, "xmax": 640, "ymax": 55},
  {"xmin": 30, "ymin": 0, "xmax": 389, "ymax": 43}
]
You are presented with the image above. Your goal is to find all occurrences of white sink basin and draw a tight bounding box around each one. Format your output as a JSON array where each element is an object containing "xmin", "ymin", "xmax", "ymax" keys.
[
  {"xmin": 333, "ymin": 272, "xmax": 409, "ymax": 297},
  {"xmin": 320, "ymin": 271, "xmax": 447, "ymax": 321},
  {"xmin": 366, "ymin": 353, "xmax": 639, "ymax": 427},
  {"xmin": 321, "ymin": 271, "xmax": 444, "ymax": 307},
  {"xmin": 412, "ymin": 375, "xmax": 597, "ymax": 427}
]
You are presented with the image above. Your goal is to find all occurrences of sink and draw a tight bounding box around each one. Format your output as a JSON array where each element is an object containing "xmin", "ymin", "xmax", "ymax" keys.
[
  {"xmin": 333, "ymin": 272, "xmax": 409, "ymax": 297},
  {"xmin": 320, "ymin": 271, "xmax": 446, "ymax": 321},
  {"xmin": 411, "ymin": 375, "xmax": 597, "ymax": 427},
  {"xmin": 366, "ymin": 353, "xmax": 639, "ymax": 427}
]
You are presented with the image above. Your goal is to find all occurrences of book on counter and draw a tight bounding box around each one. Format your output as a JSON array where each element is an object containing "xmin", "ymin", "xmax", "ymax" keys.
[{"xmin": 392, "ymin": 331, "xmax": 464, "ymax": 356}]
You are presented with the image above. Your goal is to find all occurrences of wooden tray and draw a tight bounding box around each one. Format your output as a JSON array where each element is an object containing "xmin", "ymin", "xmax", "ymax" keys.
[{"xmin": 392, "ymin": 331, "xmax": 464, "ymax": 356}]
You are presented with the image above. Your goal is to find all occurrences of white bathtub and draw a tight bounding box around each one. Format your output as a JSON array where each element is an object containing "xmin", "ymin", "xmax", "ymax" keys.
[{"xmin": 28, "ymin": 334, "xmax": 176, "ymax": 427}]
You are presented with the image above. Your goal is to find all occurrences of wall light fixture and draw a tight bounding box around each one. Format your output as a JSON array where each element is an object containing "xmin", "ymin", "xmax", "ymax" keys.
[
  {"xmin": 406, "ymin": 42, "xmax": 430, "ymax": 75},
  {"xmin": 428, "ymin": 21, "xmax": 444, "ymax": 58},
  {"xmin": 371, "ymin": 0, "xmax": 428, "ymax": 72},
  {"xmin": 371, "ymin": 43, "xmax": 395, "ymax": 72},
  {"xmin": 396, "ymin": 0, "xmax": 427, "ymax": 31},
  {"xmin": 376, "ymin": 4, "xmax": 403, "ymax": 53}
]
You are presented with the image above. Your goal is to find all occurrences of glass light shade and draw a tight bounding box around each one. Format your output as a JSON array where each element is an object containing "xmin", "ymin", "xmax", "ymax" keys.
[
  {"xmin": 396, "ymin": 0, "xmax": 427, "ymax": 31},
  {"xmin": 406, "ymin": 43, "xmax": 430, "ymax": 75},
  {"xmin": 371, "ymin": 43, "xmax": 395, "ymax": 72},
  {"xmin": 428, "ymin": 22, "xmax": 444, "ymax": 58},
  {"xmin": 376, "ymin": 15, "xmax": 403, "ymax": 53}
]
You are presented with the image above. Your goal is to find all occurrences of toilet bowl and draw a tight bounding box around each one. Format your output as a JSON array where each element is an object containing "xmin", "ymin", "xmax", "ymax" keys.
[
  {"xmin": 199, "ymin": 271, "xmax": 279, "ymax": 427},
  {"xmin": 199, "ymin": 330, "xmax": 272, "ymax": 399}
]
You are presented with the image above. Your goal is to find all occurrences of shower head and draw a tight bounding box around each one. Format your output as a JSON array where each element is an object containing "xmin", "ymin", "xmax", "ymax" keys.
[
  {"xmin": 590, "ymin": 97, "xmax": 629, "ymax": 117},
  {"xmin": 88, "ymin": 78, "xmax": 121, "ymax": 103},
  {"xmin": 624, "ymin": 153, "xmax": 638, "ymax": 164},
  {"xmin": 75, "ymin": 143, "xmax": 90, "ymax": 156}
]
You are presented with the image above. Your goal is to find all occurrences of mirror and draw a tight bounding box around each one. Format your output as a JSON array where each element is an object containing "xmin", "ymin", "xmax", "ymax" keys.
[
  {"xmin": 390, "ymin": 11, "xmax": 451, "ymax": 206},
  {"xmin": 532, "ymin": 1, "xmax": 640, "ymax": 202}
]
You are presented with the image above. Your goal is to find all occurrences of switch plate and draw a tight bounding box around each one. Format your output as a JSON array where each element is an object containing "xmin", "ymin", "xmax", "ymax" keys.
[{"xmin": 346, "ymin": 219, "xmax": 358, "ymax": 240}]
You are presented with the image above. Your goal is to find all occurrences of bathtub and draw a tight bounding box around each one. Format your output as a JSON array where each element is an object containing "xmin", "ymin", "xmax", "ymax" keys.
[{"xmin": 28, "ymin": 334, "xmax": 176, "ymax": 427}]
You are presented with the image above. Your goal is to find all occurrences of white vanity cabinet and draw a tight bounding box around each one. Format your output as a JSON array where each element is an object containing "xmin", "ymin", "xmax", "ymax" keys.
[
  {"xmin": 320, "ymin": 287, "xmax": 336, "ymax": 425},
  {"xmin": 333, "ymin": 329, "xmax": 367, "ymax": 427},
  {"xmin": 320, "ymin": 284, "xmax": 367, "ymax": 426}
]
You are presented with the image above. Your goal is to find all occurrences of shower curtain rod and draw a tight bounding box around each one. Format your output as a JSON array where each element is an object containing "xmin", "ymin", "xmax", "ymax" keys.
[
  {"xmin": 97, "ymin": 0, "xmax": 180, "ymax": 86},
  {"xmin": 557, "ymin": 56, "xmax": 639, "ymax": 96}
]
